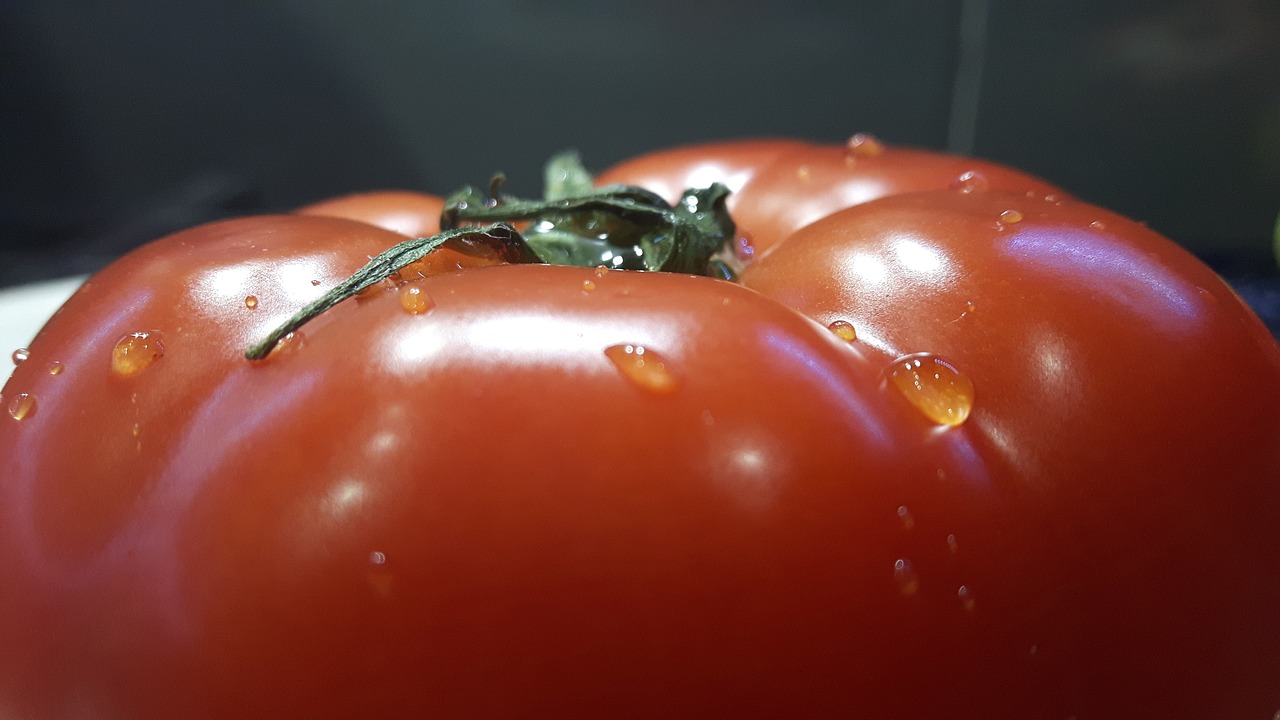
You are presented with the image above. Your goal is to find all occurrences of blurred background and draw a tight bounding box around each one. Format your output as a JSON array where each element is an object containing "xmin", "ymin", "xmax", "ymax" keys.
[{"xmin": 1, "ymin": 0, "xmax": 1278, "ymax": 330}]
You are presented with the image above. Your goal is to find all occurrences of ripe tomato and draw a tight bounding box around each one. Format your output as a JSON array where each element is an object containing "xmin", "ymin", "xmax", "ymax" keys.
[{"xmin": 1, "ymin": 140, "xmax": 1278, "ymax": 720}]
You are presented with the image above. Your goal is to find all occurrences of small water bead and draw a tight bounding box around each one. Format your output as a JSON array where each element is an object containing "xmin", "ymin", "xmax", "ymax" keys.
[
  {"xmin": 604, "ymin": 344, "xmax": 678, "ymax": 394},
  {"xmin": 846, "ymin": 132, "xmax": 885, "ymax": 158},
  {"xmin": 8, "ymin": 393, "xmax": 37, "ymax": 421},
  {"xmin": 399, "ymin": 286, "xmax": 433, "ymax": 315},
  {"xmin": 11, "ymin": 348, "xmax": 29, "ymax": 366},
  {"xmin": 582, "ymin": 279, "xmax": 597, "ymax": 292},
  {"xmin": 827, "ymin": 320, "xmax": 857, "ymax": 342},
  {"xmin": 594, "ymin": 265, "xmax": 608, "ymax": 278},
  {"xmin": 958, "ymin": 585, "xmax": 976, "ymax": 611},
  {"xmin": 896, "ymin": 505, "xmax": 915, "ymax": 530},
  {"xmin": 244, "ymin": 295, "xmax": 259, "ymax": 310},
  {"xmin": 894, "ymin": 558, "xmax": 920, "ymax": 596},
  {"xmin": 796, "ymin": 165, "xmax": 812, "ymax": 182},
  {"xmin": 311, "ymin": 279, "xmax": 322, "ymax": 286},
  {"xmin": 885, "ymin": 353, "xmax": 975, "ymax": 427},
  {"xmin": 949, "ymin": 170, "xmax": 990, "ymax": 194},
  {"xmin": 131, "ymin": 422, "xmax": 142, "ymax": 437},
  {"xmin": 369, "ymin": 551, "xmax": 387, "ymax": 565},
  {"xmin": 47, "ymin": 361, "xmax": 64, "ymax": 376},
  {"xmin": 111, "ymin": 332, "xmax": 165, "ymax": 377},
  {"xmin": 1089, "ymin": 220, "xmax": 1106, "ymax": 231},
  {"xmin": 946, "ymin": 534, "xmax": 959, "ymax": 554},
  {"xmin": 999, "ymin": 209, "xmax": 1023, "ymax": 224},
  {"xmin": 733, "ymin": 233, "xmax": 756, "ymax": 262}
]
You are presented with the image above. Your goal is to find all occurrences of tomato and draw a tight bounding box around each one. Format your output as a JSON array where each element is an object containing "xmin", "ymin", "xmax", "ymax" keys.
[
  {"xmin": 596, "ymin": 136, "xmax": 1065, "ymax": 255},
  {"xmin": 2, "ymin": 140, "xmax": 1279, "ymax": 720}
]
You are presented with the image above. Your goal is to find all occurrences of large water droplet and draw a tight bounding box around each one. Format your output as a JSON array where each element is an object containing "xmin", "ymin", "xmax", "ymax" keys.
[
  {"xmin": 11, "ymin": 348, "xmax": 29, "ymax": 366},
  {"xmin": 846, "ymin": 133, "xmax": 885, "ymax": 157},
  {"xmin": 999, "ymin": 209, "xmax": 1023, "ymax": 224},
  {"xmin": 399, "ymin": 286, "xmax": 433, "ymax": 315},
  {"xmin": 244, "ymin": 295, "xmax": 259, "ymax": 310},
  {"xmin": 47, "ymin": 361, "xmax": 64, "ymax": 376},
  {"xmin": 111, "ymin": 332, "xmax": 165, "ymax": 377},
  {"xmin": 604, "ymin": 344, "xmax": 678, "ymax": 394},
  {"xmin": 894, "ymin": 558, "xmax": 920, "ymax": 596},
  {"xmin": 949, "ymin": 170, "xmax": 990, "ymax": 194},
  {"xmin": 7, "ymin": 392, "xmax": 37, "ymax": 421},
  {"xmin": 886, "ymin": 353, "xmax": 974, "ymax": 426},
  {"xmin": 827, "ymin": 320, "xmax": 857, "ymax": 342},
  {"xmin": 582, "ymin": 279, "xmax": 597, "ymax": 292}
]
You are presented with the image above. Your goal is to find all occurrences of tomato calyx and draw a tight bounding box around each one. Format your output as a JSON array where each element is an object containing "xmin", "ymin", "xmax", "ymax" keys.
[
  {"xmin": 245, "ymin": 153, "xmax": 739, "ymax": 361},
  {"xmin": 442, "ymin": 152, "xmax": 736, "ymax": 276}
]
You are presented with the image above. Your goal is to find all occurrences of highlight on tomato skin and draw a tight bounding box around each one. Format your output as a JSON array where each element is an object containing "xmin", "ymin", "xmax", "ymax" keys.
[{"xmin": 1, "ymin": 138, "xmax": 1279, "ymax": 720}]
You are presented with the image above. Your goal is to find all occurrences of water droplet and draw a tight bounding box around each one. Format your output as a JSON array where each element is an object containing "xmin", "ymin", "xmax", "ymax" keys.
[
  {"xmin": 827, "ymin": 320, "xmax": 857, "ymax": 342},
  {"xmin": 796, "ymin": 165, "xmax": 812, "ymax": 181},
  {"xmin": 999, "ymin": 209, "xmax": 1023, "ymax": 224},
  {"xmin": 958, "ymin": 585, "xmax": 976, "ymax": 610},
  {"xmin": 11, "ymin": 348, "xmax": 29, "ymax": 366},
  {"xmin": 734, "ymin": 233, "xmax": 756, "ymax": 262},
  {"xmin": 894, "ymin": 558, "xmax": 920, "ymax": 596},
  {"xmin": 244, "ymin": 295, "xmax": 258, "ymax": 310},
  {"xmin": 885, "ymin": 353, "xmax": 974, "ymax": 427},
  {"xmin": 1089, "ymin": 220, "xmax": 1106, "ymax": 230},
  {"xmin": 949, "ymin": 170, "xmax": 989, "ymax": 194},
  {"xmin": 946, "ymin": 534, "xmax": 959, "ymax": 554},
  {"xmin": 594, "ymin": 265, "xmax": 608, "ymax": 278},
  {"xmin": 131, "ymin": 422, "xmax": 141, "ymax": 438},
  {"xmin": 1043, "ymin": 193, "xmax": 1060, "ymax": 203},
  {"xmin": 897, "ymin": 505, "xmax": 915, "ymax": 530},
  {"xmin": 47, "ymin": 361, "xmax": 64, "ymax": 376},
  {"xmin": 1029, "ymin": 644, "xmax": 1038, "ymax": 655},
  {"xmin": 582, "ymin": 279, "xmax": 597, "ymax": 292},
  {"xmin": 604, "ymin": 344, "xmax": 678, "ymax": 394},
  {"xmin": 268, "ymin": 331, "xmax": 305, "ymax": 358},
  {"xmin": 846, "ymin": 133, "xmax": 885, "ymax": 157},
  {"xmin": 369, "ymin": 551, "xmax": 387, "ymax": 565},
  {"xmin": 311, "ymin": 278, "xmax": 322, "ymax": 286},
  {"xmin": 111, "ymin": 332, "xmax": 165, "ymax": 377},
  {"xmin": 7, "ymin": 393, "xmax": 37, "ymax": 421},
  {"xmin": 399, "ymin": 286, "xmax": 433, "ymax": 315}
]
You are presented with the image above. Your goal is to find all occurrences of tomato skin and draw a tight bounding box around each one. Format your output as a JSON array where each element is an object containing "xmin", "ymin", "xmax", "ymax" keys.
[
  {"xmin": 596, "ymin": 138, "xmax": 1064, "ymax": 254},
  {"xmin": 298, "ymin": 190, "xmax": 445, "ymax": 237},
  {"xmin": 742, "ymin": 189, "xmax": 1280, "ymax": 716},
  {"xmin": 1, "ymin": 145, "xmax": 1279, "ymax": 719},
  {"xmin": 0, "ymin": 227, "xmax": 985, "ymax": 719}
]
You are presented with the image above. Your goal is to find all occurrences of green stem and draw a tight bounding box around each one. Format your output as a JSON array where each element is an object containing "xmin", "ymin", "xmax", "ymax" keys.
[
  {"xmin": 245, "ymin": 223, "xmax": 529, "ymax": 360},
  {"xmin": 246, "ymin": 153, "xmax": 737, "ymax": 360}
]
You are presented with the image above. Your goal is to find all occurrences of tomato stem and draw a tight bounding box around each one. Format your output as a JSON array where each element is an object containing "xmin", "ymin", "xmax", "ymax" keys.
[
  {"xmin": 244, "ymin": 223, "xmax": 533, "ymax": 360},
  {"xmin": 246, "ymin": 153, "xmax": 738, "ymax": 361}
]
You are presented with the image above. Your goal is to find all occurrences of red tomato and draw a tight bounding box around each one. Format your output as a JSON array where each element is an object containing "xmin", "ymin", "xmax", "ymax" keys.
[
  {"xmin": 1, "ymin": 142, "xmax": 1278, "ymax": 720},
  {"xmin": 596, "ymin": 136, "xmax": 1065, "ymax": 255}
]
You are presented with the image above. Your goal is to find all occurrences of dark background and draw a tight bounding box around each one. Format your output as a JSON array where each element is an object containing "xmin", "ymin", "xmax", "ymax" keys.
[{"xmin": 2, "ymin": 0, "xmax": 1278, "ymax": 328}]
